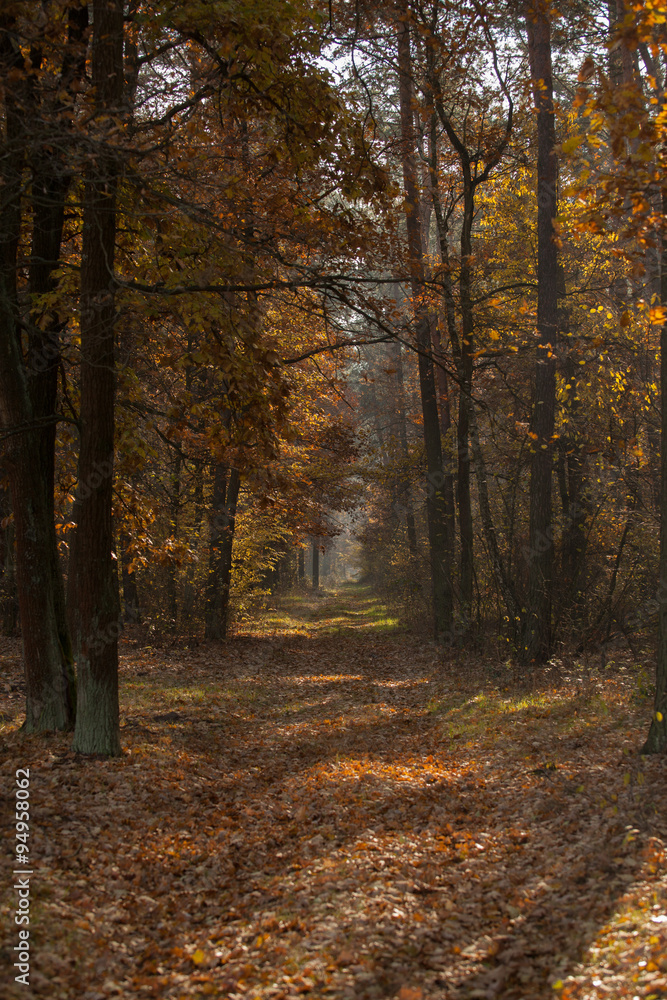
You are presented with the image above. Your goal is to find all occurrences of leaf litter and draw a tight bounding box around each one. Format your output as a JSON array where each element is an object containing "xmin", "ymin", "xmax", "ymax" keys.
[{"xmin": 1, "ymin": 585, "xmax": 666, "ymax": 1000}]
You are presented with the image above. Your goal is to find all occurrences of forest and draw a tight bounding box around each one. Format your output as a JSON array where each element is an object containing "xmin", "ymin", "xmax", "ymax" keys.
[{"xmin": 1, "ymin": 1, "xmax": 667, "ymax": 999}]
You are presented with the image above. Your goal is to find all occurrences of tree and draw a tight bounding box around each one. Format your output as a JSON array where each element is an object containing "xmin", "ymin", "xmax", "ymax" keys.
[
  {"xmin": 521, "ymin": 1, "xmax": 560, "ymax": 663},
  {"xmin": 205, "ymin": 466, "xmax": 241, "ymax": 639},
  {"xmin": 0, "ymin": 6, "xmax": 78, "ymax": 731},
  {"xmin": 397, "ymin": 4, "xmax": 453, "ymax": 639},
  {"xmin": 67, "ymin": 0, "xmax": 125, "ymax": 756}
]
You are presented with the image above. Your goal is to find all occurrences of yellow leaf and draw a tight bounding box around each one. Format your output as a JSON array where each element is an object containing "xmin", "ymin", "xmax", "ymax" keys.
[
  {"xmin": 656, "ymin": 711, "xmax": 664, "ymax": 722},
  {"xmin": 552, "ymin": 980, "xmax": 564, "ymax": 991},
  {"xmin": 562, "ymin": 135, "xmax": 584, "ymax": 154},
  {"xmin": 192, "ymin": 949, "xmax": 206, "ymax": 965}
]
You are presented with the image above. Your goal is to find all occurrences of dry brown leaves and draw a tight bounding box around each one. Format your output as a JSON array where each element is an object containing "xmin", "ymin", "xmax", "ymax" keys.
[{"xmin": 1, "ymin": 588, "xmax": 666, "ymax": 1000}]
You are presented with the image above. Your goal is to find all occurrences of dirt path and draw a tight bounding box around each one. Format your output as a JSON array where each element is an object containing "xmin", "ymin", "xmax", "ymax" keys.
[{"xmin": 1, "ymin": 585, "xmax": 667, "ymax": 1000}]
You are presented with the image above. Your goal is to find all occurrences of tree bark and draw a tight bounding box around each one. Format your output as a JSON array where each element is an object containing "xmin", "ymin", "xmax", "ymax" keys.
[
  {"xmin": 391, "ymin": 314, "xmax": 417, "ymax": 553},
  {"xmin": 429, "ymin": 317, "xmax": 455, "ymax": 566},
  {"xmin": 457, "ymin": 173, "xmax": 476, "ymax": 630},
  {"xmin": 23, "ymin": 5, "xmax": 89, "ymax": 706},
  {"xmin": 522, "ymin": 2, "xmax": 559, "ymax": 664},
  {"xmin": 68, "ymin": 0, "xmax": 124, "ymax": 755},
  {"xmin": 0, "ymin": 488, "xmax": 18, "ymax": 634},
  {"xmin": 205, "ymin": 465, "xmax": 240, "ymax": 640},
  {"xmin": 557, "ymin": 352, "xmax": 589, "ymax": 624},
  {"xmin": 643, "ymin": 191, "xmax": 667, "ymax": 753},
  {"xmin": 166, "ymin": 453, "xmax": 181, "ymax": 622},
  {"xmin": 0, "ymin": 14, "xmax": 76, "ymax": 730},
  {"xmin": 0, "ymin": 290, "xmax": 76, "ymax": 728},
  {"xmin": 312, "ymin": 538, "xmax": 320, "ymax": 590},
  {"xmin": 397, "ymin": 10, "xmax": 453, "ymax": 639},
  {"xmin": 427, "ymin": 110, "xmax": 473, "ymax": 630}
]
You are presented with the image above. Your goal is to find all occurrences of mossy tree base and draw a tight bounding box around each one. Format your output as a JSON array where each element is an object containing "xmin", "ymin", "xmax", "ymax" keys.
[{"xmin": 71, "ymin": 661, "xmax": 121, "ymax": 756}]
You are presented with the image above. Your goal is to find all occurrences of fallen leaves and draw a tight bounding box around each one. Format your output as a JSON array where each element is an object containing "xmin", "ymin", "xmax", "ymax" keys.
[{"xmin": 0, "ymin": 589, "xmax": 666, "ymax": 1000}]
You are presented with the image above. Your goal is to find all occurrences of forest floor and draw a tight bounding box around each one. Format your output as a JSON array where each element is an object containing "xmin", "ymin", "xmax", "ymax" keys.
[{"xmin": 1, "ymin": 583, "xmax": 667, "ymax": 1000}]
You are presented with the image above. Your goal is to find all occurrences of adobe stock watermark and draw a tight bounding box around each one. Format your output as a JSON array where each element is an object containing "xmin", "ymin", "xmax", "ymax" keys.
[
  {"xmin": 27, "ymin": 336, "xmax": 61, "ymax": 375},
  {"xmin": 86, "ymin": 617, "xmax": 123, "ymax": 656},
  {"xmin": 521, "ymin": 500, "xmax": 585, "ymax": 564},
  {"xmin": 537, "ymin": 177, "xmax": 558, "ymax": 210},
  {"xmin": 72, "ymin": 457, "xmax": 114, "ymax": 503},
  {"xmin": 13, "ymin": 767, "xmax": 32, "ymax": 987}
]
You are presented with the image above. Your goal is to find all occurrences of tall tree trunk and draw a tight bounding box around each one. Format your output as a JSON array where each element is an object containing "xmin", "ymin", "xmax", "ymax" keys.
[
  {"xmin": 0, "ymin": 292, "xmax": 76, "ymax": 728},
  {"xmin": 421, "ymin": 128, "xmax": 454, "ymax": 562},
  {"xmin": 182, "ymin": 459, "xmax": 204, "ymax": 619},
  {"xmin": 0, "ymin": 488, "xmax": 18, "ymax": 634},
  {"xmin": 68, "ymin": 0, "xmax": 124, "ymax": 755},
  {"xmin": 456, "ymin": 175, "xmax": 476, "ymax": 630},
  {"xmin": 298, "ymin": 546, "xmax": 305, "ymax": 582},
  {"xmin": 28, "ymin": 1, "xmax": 88, "ymax": 513},
  {"xmin": 558, "ymin": 352, "xmax": 589, "ymax": 624},
  {"xmin": 205, "ymin": 465, "xmax": 240, "ymax": 640},
  {"xmin": 312, "ymin": 538, "xmax": 320, "ymax": 590},
  {"xmin": 166, "ymin": 453, "xmax": 181, "ymax": 622},
  {"xmin": 427, "ymin": 110, "xmax": 471, "ymax": 628},
  {"xmin": 397, "ymin": 10, "xmax": 453, "ymax": 639},
  {"xmin": 522, "ymin": 2, "xmax": 559, "ymax": 664},
  {"xmin": 643, "ymin": 191, "xmax": 667, "ymax": 753},
  {"xmin": 392, "ymin": 324, "xmax": 417, "ymax": 553},
  {"xmin": 24, "ymin": 5, "xmax": 89, "ymax": 707},
  {"xmin": 430, "ymin": 317, "xmax": 455, "ymax": 565},
  {"xmin": 0, "ymin": 15, "xmax": 76, "ymax": 730}
]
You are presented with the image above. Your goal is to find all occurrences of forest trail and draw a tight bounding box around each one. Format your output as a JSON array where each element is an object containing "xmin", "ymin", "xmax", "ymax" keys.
[{"xmin": 1, "ymin": 586, "xmax": 667, "ymax": 1000}]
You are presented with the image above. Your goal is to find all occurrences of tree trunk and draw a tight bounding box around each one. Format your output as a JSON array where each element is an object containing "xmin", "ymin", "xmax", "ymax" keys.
[
  {"xmin": 427, "ymin": 110, "xmax": 472, "ymax": 630},
  {"xmin": 558, "ymin": 353, "xmax": 589, "ymax": 624},
  {"xmin": 522, "ymin": 2, "xmax": 559, "ymax": 664},
  {"xmin": 430, "ymin": 317, "xmax": 455, "ymax": 564},
  {"xmin": 397, "ymin": 11, "xmax": 453, "ymax": 639},
  {"xmin": 166, "ymin": 453, "xmax": 181, "ymax": 622},
  {"xmin": 392, "ymin": 324, "xmax": 417, "ymax": 553},
  {"xmin": 298, "ymin": 546, "xmax": 305, "ymax": 582},
  {"xmin": 68, "ymin": 0, "xmax": 124, "ymax": 756},
  {"xmin": 0, "ymin": 299, "xmax": 77, "ymax": 728},
  {"xmin": 456, "ymin": 177, "xmax": 475, "ymax": 630},
  {"xmin": 23, "ymin": 5, "xmax": 89, "ymax": 704},
  {"xmin": 0, "ymin": 489, "xmax": 18, "ymax": 634},
  {"xmin": 205, "ymin": 466, "xmax": 240, "ymax": 640},
  {"xmin": 312, "ymin": 538, "xmax": 320, "ymax": 590},
  {"xmin": 182, "ymin": 457, "xmax": 205, "ymax": 619},
  {"xmin": 0, "ymin": 15, "xmax": 76, "ymax": 730},
  {"xmin": 643, "ymin": 191, "xmax": 667, "ymax": 753}
]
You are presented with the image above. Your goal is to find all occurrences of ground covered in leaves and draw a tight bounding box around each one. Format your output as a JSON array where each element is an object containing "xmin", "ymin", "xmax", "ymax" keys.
[{"xmin": 1, "ymin": 584, "xmax": 667, "ymax": 1000}]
